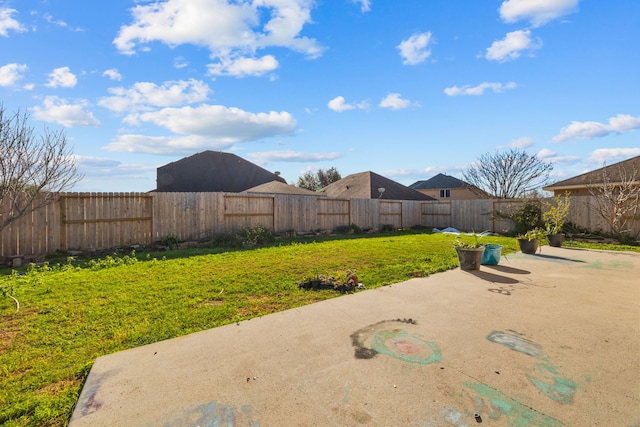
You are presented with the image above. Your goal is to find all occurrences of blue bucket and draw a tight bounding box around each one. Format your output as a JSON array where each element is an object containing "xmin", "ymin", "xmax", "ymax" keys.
[{"xmin": 481, "ymin": 244, "xmax": 502, "ymax": 265}]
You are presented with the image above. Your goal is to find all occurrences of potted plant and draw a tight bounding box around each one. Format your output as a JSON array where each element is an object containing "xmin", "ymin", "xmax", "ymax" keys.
[
  {"xmin": 453, "ymin": 233, "xmax": 486, "ymax": 271},
  {"xmin": 516, "ymin": 228, "xmax": 546, "ymax": 254},
  {"xmin": 543, "ymin": 193, "xmax": 571, "ymax": 247}
]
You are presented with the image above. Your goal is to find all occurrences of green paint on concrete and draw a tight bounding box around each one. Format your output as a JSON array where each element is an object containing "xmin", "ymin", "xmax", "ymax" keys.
[
  {"xmin": 343, "ymin": 385, "xmax": 350, "ymax": 403},
  {"xmin": 371, "ymin": 329, "xmax": 441, "ymax": 364},
  {"xmin": 465, "ymin": 382, "xmax": 562, "ymax": 427},
  {"xmin": 529, "ymin": 363, "xmax": 577, "ymax": 404},
  {"xmin": 581, "ymin": 260, "xmax": 635, "ymax": 270}
]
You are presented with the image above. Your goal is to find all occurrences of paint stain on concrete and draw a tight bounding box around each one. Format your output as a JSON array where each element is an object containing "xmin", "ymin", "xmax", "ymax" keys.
[
  {"xmin": 159, "ymin": 401, "xmax": 260, "ymax": 427},
  {"xmin": 351, "ymin": 319, "xmax": 441, "ymax": 364},
  {"xmin": 371, "ymin": 329, "xmax": 441, "ymax": 364},
  {"xmin": 487, "ymin": 331, "xmax": 542, "ymax": 357},
  {"xmin": 529, "ymin": 363, "xmax": 577, "ymax": 404},
  {"xmin": 486, "ymin": 330, "xmax": 578, "ymax": 404},
  {"xmin": 581, "ymin": 259, "xmax": 635, "ymax": 271},
  {"xmin": 442, "ymin": 406, "xmax": 469, "ymax": 426},
  {"xmin": 465, "ymin": 382, "xmax": 562, "ymax": 427}
]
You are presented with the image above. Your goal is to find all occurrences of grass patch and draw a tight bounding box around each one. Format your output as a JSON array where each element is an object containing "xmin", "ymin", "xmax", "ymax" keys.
[{"xmin": 0, "ymin": 231, "xmax": 635, "ymax": 426}]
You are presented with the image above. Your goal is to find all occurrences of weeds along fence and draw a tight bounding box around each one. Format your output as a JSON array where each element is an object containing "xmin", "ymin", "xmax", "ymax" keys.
[{"xmin": 0, "ymin": 192, "xmax": 637, "ymax": 258}]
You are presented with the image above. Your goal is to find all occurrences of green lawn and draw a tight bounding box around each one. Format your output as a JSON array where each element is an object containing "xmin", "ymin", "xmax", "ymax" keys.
[{"xmin": 0, "ymin": 231, "xmax": 636, "ymax": 426}]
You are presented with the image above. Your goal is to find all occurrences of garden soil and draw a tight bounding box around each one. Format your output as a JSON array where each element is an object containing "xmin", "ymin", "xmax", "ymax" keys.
[{"xmin": 70, "ymin": 246, "xmax": 640, "ymax": 427}]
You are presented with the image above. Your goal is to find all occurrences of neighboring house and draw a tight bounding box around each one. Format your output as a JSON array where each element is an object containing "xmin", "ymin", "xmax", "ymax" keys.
[
  {"xmin": 156, "ymin": 151, "xmax": 286, "ymax": 192},
  {"xmin": 409, "ymin": 173, "xmax": 485, "ymax": 200},
  {"xmin": 321, "ymin": 171, "xmax": 435, "ymax": 200},
  {"xmin": 244, "ymin": 181, "xmax": 326, "ymax": 197},
  {"xmin": 543, "ymin": 156, "xmax": 640, "ymax": 196}
]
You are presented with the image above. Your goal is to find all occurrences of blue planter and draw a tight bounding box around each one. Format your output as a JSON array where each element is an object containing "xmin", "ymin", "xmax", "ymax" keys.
[{"xmin": 481, "ymin": 244, "xmax": 502, "ymax": 265}]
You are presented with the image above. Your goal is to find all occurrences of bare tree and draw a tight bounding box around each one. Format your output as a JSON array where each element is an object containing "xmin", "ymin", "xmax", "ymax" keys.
[
  {"xmin": 296, "ymin": 167, "xmax": 341, "ymax": 191},
  {"xmin": 0, "ymin": 106, "xmax": 82, "ymax": 232},
  {"xmin": 462, "ymin": 149, "xmax": 553, "ymax": 199},
  {"xmin": 587, "ymin": 161, "xmax": 640, "ymax": 240}
]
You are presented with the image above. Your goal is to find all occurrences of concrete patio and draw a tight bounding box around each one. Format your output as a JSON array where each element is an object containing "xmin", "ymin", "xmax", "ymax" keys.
[{"xmin": 70, "ymin": 246, "xmax": 640, "ymax": 426}]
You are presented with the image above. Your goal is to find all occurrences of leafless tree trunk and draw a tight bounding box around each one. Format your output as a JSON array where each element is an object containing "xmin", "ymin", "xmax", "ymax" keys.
[
  {"xmin": 0, "ymin": 106, "xmax": 82, "ymax": 232},
  {"xmin": 462, "ymin": 148, "xmax": 553, "ymax": 198},
  {"xmin": 587, "ymin": 162, "xmax": 640, "ymax": 240}
]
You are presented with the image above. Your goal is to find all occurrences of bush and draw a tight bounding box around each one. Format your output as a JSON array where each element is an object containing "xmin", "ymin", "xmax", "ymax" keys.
[
  {"xmin": 380, "ymin": 224, "xmax": 395, "ymax": 232},
  {"xmin": 512, "ymin": 201, "xmax": 543, "ymax": 236},
  {"xmin": 333, "ymin": 224, "xmax": 363, "ymax": 235},
  {"xmin": 232, "ymin": 225, "xmax": 276, "ymax": 248}
]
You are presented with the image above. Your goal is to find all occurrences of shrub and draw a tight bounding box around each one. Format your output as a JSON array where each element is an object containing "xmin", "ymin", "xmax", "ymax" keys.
[
  {"xmin": 333, "ymin": 224, "xmax": 363, "ymax": 235},
  {"xmin": 512, "ymin": 201, "xmax": 543, "ymax": 236},
  {"xmin": 232, "ymin": 225, "xmax": 275, "ymax": 248}
]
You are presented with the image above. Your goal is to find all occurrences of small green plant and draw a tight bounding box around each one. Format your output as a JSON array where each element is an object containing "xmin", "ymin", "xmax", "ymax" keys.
[
  {"xmin": 453, "ymin": 232, "xmax": 487, "ymax": 249},
  {"xmin": 233, "ymin": 225, "xmax": 275, "ymax": 248},
  {"xmin": 380, "ymin": 224, "xmax": 395, "ymax": 232},
  {"xmin": 160, "ymin": 234, "xmax": 180, "ymax": 249},
  {"xmin": 517, "ymin": 227, "xmax": 547, "ymax": 241},
  {"xmin": 333, "ymin": 224, "xmax": 363, "ymax": 235},
  {"xmin": 85, "ymin": 251, "xmax": 139, "ymax": 270},
  {"xmin": 543, "ymin": 193, "xmax": 571, "ymax": 235}
]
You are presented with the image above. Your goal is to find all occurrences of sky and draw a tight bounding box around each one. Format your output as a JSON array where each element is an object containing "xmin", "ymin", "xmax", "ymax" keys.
[{"xmin": 1, "ymin": 0, "xmax": 639, "ymax": 192}]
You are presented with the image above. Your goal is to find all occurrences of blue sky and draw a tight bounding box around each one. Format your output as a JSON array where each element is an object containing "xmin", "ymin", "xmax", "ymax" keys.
[{"xmin": 1, "ymin": 0, "xmax": 638, "ymax": 192}]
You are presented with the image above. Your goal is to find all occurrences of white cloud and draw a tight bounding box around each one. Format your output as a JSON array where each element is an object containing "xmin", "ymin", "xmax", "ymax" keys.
[
  {"xmin": 353, "ymin": 0, "xmax": 371, "ymax": 13},
  {"xmin": 102, "ymin": 68, "xmax": 122, "ymax": 81},
  {"xmin": 537, "ymin": 148, "xmax": 556, "ymax": 159},
  {"xmin": 397, "ymin": 32, "xmax": 433, "ymax": 65},
  {"xmin": 207, "ymin": 55, "xmax": 279, "ymax": 77},
  {"xmin": 103, "ymin": 134, "xmax": 231, "ymax": 155},
  {"xmin": 45, "ymin": 66, "xmax": 77, "ymax": 88},
  {"xmin": 552, "ymin": 114, "xmax": 640, "ymax": 142},
  {"xmin": 499, "ymin": 0, "xmax": 580, "ymax": 27},
  {"xmin": 43, "ymin": 13, "xmax": 83, "ymax": 31},
  {"xmin": 0, "ymin": 8, "xmax": 26, "ymax": 36},
  {"xmin": 588, "ymin": 147, "xmax": 640, "ymax": 164},
  {"xmin": 328, "ymin": 96, "xmax": 353, "ymax": 112},
  {"xmin": 114, "ymin": 0, "xmax": 323, "ymax": 71},
  {"xmin": 124, "ymin": 104, "xmax": 297, "ymax": 141},
  {"xmin": 379, "ymin": 93, "xmax": 415, "ymax": 110},
  {"xmin": 247, "ymin": 150, "xmax": 342, "ymax": 164},
  {"xmin": 0, "ymin": 63, "xmax": 28, "ymax": 86},
  {"xmin": 485, "ymin": 30, "xmax": 541, "ymax": 62},
  {"xmin": 174, "ymin": 57, "xmax": 189, "ymax": 69},
  {"xmin": 99, "ymin": 79, "xmax": 210, "ymax": 112},
  {"xmin": 508, "ymin": 137, "xmax": 534, "ymax": 149},
  {"xmin": 327, "ymin": 96, "xmax": 368, "ymax": 112},
  {"xmin": 444, "ymin": 81, "xmax": 516, "ymax": 96},
  {"xmin": 32, "ymin": 96, "xmax": 101, "ymax": 127}
]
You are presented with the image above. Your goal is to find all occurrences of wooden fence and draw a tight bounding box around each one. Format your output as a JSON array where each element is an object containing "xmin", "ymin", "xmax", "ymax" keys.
[{"xmin": 0, "ymin": 192, "xmax": 638, "ymax": 258}]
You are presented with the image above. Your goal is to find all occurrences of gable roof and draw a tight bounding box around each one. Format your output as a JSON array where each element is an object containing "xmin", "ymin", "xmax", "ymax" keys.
[
  {"xmin": 244, "ymin": 181, "xmax": 326, "ymax": 196},
  {"xmin": 409, "ymin": 173, "xmax": 472, "ymax": 190},
  {"xmin": 156, "ymin": 151, "xmax": 286, "ymax": 192},
  {"xmin": 321, "ymin": 171, "xmax": 435, "ymax": 200},
  {"xmin": 544, "ymin": 156, "xmax": 640, "ymax": 191}
]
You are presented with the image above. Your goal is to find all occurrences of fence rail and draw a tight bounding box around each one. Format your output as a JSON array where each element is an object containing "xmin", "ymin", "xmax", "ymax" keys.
[{"xmin": 1, "ymin": 192, "xmax": 638, "ymax": 258}]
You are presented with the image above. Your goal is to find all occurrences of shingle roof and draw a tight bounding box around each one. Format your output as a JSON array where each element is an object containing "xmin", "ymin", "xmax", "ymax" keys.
[
  {"xmin": 156, "ymin": 151, "xmax": 286, "ymax": 192},
  {"xmin": 544, "ymin": 156, "xmax": 640, "ymax": 190},
  {"xmin": 321, "ymin": 171, "xmax": 435, "ymax": 200},
  {"xmin": 409, "ymin": 173, "xmax": 471, "ymax": 190},
  {"xmin": 244, "ymin": 181, "xmax": 326, "ymax": 196}
]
